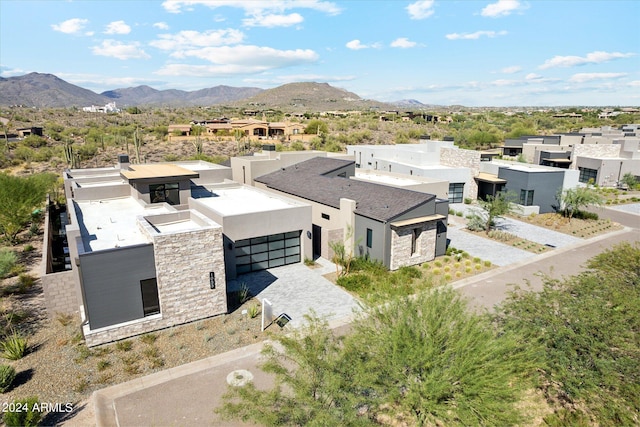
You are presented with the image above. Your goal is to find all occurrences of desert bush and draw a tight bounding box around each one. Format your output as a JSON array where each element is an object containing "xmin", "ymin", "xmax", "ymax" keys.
[
  {"xmin": 18, "ymin": 274, "xmax": 36, "ymax": 292},
  {"xmin": 336, "ymin": 274, "xmax": 370, "ymax": 292},
  {"xmin": 247, "ymin": 304, "xmax": 260, "ymax": 319},
  {"xmin": 0, "ymin": 364, "xmax": 16, "ymax": 392},
  {"xmin": 116, "ymin": 340, "xmax": 132, "ymax": 352},
  {"xmin": 1, "ymin": 332, "xmax": 27, "ymax": 360},
  {"xmin": 0, "ymin": 248, "xmax": 17, "ymax": 278},
  {"xmin": 2, "ymin": 396, "xmax": 43, "ymax": 427}
]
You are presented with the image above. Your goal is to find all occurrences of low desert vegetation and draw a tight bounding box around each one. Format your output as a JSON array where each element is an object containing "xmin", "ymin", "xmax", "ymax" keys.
[{"xmin": 219, "ymin": 242, "xmax": 640, "ymax": 426}]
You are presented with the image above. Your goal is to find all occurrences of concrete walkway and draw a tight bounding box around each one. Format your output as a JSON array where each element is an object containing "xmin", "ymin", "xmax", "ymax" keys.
[{"xmin": 227, "ymin": 259, "xmax": 358, "ymax": 328}]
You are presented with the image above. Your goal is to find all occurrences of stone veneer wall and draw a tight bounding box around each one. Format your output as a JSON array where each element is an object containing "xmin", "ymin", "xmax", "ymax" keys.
[
  {"xmin": 41, "ymin": 271, "xmax": 79, "ymax": 318},
  {"xmin": 389, "ymin": 223, "xmax": 436, "ymax": 270},
  {"xmin": 571, "ymin": 144, "xmax": 621, "ymax": 168},
  {"xmin": 84, "ymin": 226, "xmax": 227, "ymax": 347},
  {"xmin": 439, "ymin": 148, "xmax": 481, "ymax": 199},
  {"xmin": 322, "ymin": 227, "xmax": 343, "ymax": 261}
]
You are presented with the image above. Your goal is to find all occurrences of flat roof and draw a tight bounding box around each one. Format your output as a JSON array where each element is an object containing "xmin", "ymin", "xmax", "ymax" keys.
[
  {"xmin": 121, "ymin": 164, "xmax": 199, "ymax": 181},
  {"xmin": 195, "ymin": 185, "xmax": 306, "ymax": 216},
  {"xmin": 171, "ymin": 161, "xmax": 229, "ymax": 172},
  {"xmin": 355, "ymin": 171, "xmax": 424, "ymax": 186},
  {"xmin": 74, "ymin": 197, "xmax": 172, "ymax": 252},
  {"xmin": 477, "ymin": 172, "xmax": 507, "ymax": 183},
  {"xmin": 77, "ymin": 179, "xmax": 126, "ymax": 188}
]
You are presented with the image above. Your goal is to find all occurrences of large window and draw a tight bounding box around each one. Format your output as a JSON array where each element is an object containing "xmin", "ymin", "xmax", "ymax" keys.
[
  {"xmin": 578, "ymin": 167, "xmax": 598, "ymax": 184},
  {"xmin": 366, "ymin": 228, "xmax": 373, "ymax": 248},
  {"xmin": 448, "ymin": 183, "xmax": 465, "ymax": 203},
  {"xmin": 140, "ymin": 278, "xmax": 160, "ymax": 316},
  {"xmin": 411, "ymin": 228, "xmax": 421, "ymax": 255},
  {"xmin": 150, "ymin": 182, "xmax": 180, "ymax": 205},
  {"xmin": 519, "ymin": 189, "xmax": 534, "ymax": 206}
]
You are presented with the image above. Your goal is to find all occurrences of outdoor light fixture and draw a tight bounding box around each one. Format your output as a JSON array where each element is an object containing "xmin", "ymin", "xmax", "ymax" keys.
[
  {"xmin": 209, "ymin": 272, "xmax": 215, "ymax": 289},
  {"xmin": 307, "ymin": 230, "xmax": 312, "ymax": 239}
]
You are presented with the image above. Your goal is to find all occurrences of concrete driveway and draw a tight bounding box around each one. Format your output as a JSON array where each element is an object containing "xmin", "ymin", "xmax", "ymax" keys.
[{"xmin": 227, "ymin": 258, "xmax": 360, "ymax": 328}]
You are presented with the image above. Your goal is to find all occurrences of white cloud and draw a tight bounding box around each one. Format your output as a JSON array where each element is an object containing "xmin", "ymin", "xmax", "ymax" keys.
[
  {"xmin": 104, "ymin": 20, "xmax": 131, "ymax": 35},
  {"xmin": 569, "ymin": 72, "xmax": 627, "ymax": 83},
  {"xmin": 630, "ymin": 81, "xmax": 640, "ymax": 87},
  {"xmin": 539, "ymin": 51, "xmax": 636, "ymax": 69},
  {"xmin": 481, "ymin": 0, "xmax": 526, "ymax": 17},
  {"xmin": 161, "ymin": 0, "xmax": 342, "ymax": 16},
  {"xmin": 501, "ymin": 65, "xmax": 521, "ymax": 74},
  {"xmin": 243, "ymin": 13, "xmax": 304, "ymax": 28},
  {"xmin": 91, "ymin": 40, "xmax": 151, "ymax": 60},
  {"xmin": 150, "ymin": 29, "xmax": 245, "ymax": 51},
  {"xmin": 390, "ymin": 38, "xmax": 417, "ymax": 48},
  {"xmin": 245, "ymin": 74, "xmax": 356, "ymax": 85},
  {"xmin": 51, "ymin": 18, "xmax": 89, "ymax": 35},
  {"xmin": 346, "ymin": 39, "xmax": 367, "ymax": 50},
  {"xmin": 492, "ymin": 79, "xmax": 520, "ymax": 86},
  {"xmin": 446, "ymin": 30, "xmax": 507, "ymax": 40},
  {"xmin": 171, "ymin": 45, "xmax": 318, "ymax": 68},
  {"xmin": 525, "ymin": 73, "xmax": 542, "ymax": 80},
  {"xmin": 407, "ymin": 0, "xmax": 435, "ymax": 19},
  {"xmin": 153, "ymin": 22, "xmax": 170, "ymax": 30}
]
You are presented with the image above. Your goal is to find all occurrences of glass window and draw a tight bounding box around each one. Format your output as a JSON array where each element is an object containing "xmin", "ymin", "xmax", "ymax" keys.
[
  {"xmin": 411, "ymin": 228, "xmax": 421, "ymax": 255},
  {"xmin": 140, "ymin": 278, "xmax": 160, "ymax": 316},
  {"xmin": 519, "ymin": 190, "xmax": 534, "ymax": 206},
  {"xmin": 448, "ymin": 183, "xmax": 464, "ymax": 203},
  {"xmin": 366, "ymin": 228, "xmax": 373, "ymax": 248},
  {"xmin": 578, "ymin": 167, "xmax": 598, "ymax": 184},
  {"xmin": 150, "ymin": 183, "xmax": 180, "ymax": 205}
]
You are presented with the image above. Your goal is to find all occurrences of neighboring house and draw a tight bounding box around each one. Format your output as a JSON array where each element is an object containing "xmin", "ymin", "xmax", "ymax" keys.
[
  {"xmin": 572, "ymin": 139, "xmax": 640, "ymax": 186},
  {"xmin": 254, "ymin": 157, "xmax": 449, "ymax": 270},
  {"xmin": 230, "ymin": 146, "xmax": 353, "ymax": 185},
  {"xmin": 82, "ymin": 102, "xmax": 120, "ymax": 113},
  {"xmin": 477, "ymin": 160, "xmax": 579, "ymax": 214},
  {"xmin": 17, "ymin": 126, "xmax": 43, "ymax": 138},
  {"xmin": 42, "ymin": 156, "xmax": 312, "ymax": 346},
  {"xmin": 347, "ymin": 140, "xmax": 481, "ymax": 203},
  {"xmin": 169, "ymin": 119, "xmax": 306, "ymax": 141}
]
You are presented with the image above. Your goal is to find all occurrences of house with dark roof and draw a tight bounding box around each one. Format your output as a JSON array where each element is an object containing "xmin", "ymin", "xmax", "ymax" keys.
[{"xmin": 255, "ymin": 157, "xmax": 449, "ymax": 270}]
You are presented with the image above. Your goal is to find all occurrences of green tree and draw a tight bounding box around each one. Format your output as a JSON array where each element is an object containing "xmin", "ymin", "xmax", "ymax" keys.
[
  {"xmin": 0, "ymin": 173, "xmax": 56, "ymax": 244},
  {"xmin": 218, "ymin": 288, "xmax": 537, "ymax": 426},
  {"xmin": 304, "ymin": 119, "xmax": 328, "ymax": 135},
  {"xmin": 555, "ymin": 186, "xmax": 604, "ymax": 221},
  {"xmin": 471, "ymin": 191, "xmax": 516, "ymax": 233},
  {"xmin": 496, "ymin": 242, "xmax": 640, "ymax": 425},
  {"xmin": 619, "ymin": 172, "xmax": 637, "ymax": 190}
]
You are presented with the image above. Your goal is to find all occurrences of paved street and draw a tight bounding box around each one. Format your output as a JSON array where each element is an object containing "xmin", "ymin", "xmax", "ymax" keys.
[{"xmin": 86, "ymin": 205, "xmax": 639, "ymax": 427}]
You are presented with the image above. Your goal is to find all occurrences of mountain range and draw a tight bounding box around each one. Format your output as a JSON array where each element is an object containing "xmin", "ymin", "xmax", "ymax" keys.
[{"xmin": 0, "ymin": 72, "xmax": 414, "ymax": 112}]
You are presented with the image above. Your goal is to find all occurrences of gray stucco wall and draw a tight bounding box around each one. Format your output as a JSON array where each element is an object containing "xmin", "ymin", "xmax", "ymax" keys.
[
  {"xmin": 79, "ymin": 244, "xmax": 156, "ymax": 329},
  {"xmin": 498, "ymin": 168, "xmax": 564, "ymax": 213},
  {"xmin": 353, "ymin": 215, "xmax": 388, "ymax": 267}
]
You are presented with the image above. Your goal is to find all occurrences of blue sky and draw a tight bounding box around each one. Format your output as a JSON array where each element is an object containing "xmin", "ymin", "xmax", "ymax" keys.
[{"xmin": 1, "ymin": 0, "xmax": 638, "ymax": 106}]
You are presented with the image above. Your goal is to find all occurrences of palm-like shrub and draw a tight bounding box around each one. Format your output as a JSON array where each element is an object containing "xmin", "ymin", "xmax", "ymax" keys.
[
  {"xmin": 0, "ymin": 364, "xmax": 16, "ymax": 392},
  {"xmin": 1, "ymin": 332, "xmax": 27, "ymax": 360}
]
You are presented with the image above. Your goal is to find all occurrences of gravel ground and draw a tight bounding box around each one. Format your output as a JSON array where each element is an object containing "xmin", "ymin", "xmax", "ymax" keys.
[{"xmin": 1, "ymin": 277, "xmax": 284, "ymax": 425}]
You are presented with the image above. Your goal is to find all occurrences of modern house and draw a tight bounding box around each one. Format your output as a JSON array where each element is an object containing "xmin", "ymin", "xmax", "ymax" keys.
[
  {"xmin": 477, "ymin": 160, "xmax": 579, "ymax": 214},
  {"xmin": 347, "ymin": 140, "xmax": 481, "ymax": 203},
  {"xmin": 254, "ymin": 157, "xmax": 449, "ymax": 270},
  {"xmin": 42, "ymin": 156, "xmax": 312, "ymax": 346}
]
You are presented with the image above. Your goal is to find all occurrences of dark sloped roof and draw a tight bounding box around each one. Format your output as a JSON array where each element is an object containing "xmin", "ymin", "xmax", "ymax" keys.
[{"xmin": 255, "ymin": 157, "xmax": 435, "ymax": 222}]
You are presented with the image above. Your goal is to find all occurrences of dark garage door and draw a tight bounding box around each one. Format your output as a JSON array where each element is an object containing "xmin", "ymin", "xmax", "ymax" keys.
[{"xmin": 235, "ymin": 231, "xmax": 301, "ymax": 275}]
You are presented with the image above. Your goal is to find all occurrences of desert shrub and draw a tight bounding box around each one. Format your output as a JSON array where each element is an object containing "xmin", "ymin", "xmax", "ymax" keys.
[
  {"xmin": 18, "ymin": 274, "xmax": 36, "ymax": 291},
  {"xmin": 163, "ymin": 154, "xmax": 180, "ymax": 161},
  {"xmin": 1, "ymin": 332, "xmax": 27, "ymax": 360},
  {"xmin": 2, "ymin": 396, "xmax": 43, "ymax": 427},
  {"xmin": 397, "ymin": 266, "xmax": 422, "ymax": 280},
  {"xmin": 573, "ymin": 210, "xmax": 599, "ymax": 221},
  {"xmin": 466, "ymin": 213, "xmax": 486, "ymax": 232},
  {"xmin": 247, "ymin": 304, "xmax": 260, "ymax": 319},
  {"xmin": 0, "ymin": 364, "xmax": 16, "ymax": 392},
  {"xmin": 139, "ymin": 333, "xmax": 158, "ymax": 345},
  {"xmin": 0, "ymin": 248, "xmax": 17, "ymax": 278},
  {"xmin": 116, "ymin": 340, "xmax": 132, "ymax": 352},
  {"xmin": 336, "ymin": 274, "xmax": 370, "ymax": 292}
]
